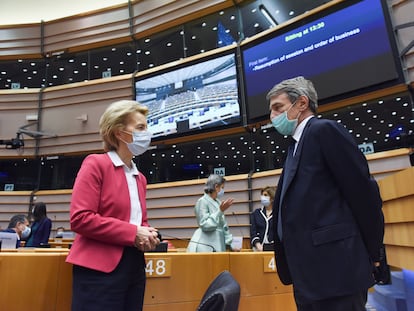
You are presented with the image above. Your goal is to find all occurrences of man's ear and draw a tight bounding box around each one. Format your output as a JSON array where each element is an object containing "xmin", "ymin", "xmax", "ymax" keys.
[{"xmin": 297, "ymin": 95, "xmax": 309, "ymax": 111}]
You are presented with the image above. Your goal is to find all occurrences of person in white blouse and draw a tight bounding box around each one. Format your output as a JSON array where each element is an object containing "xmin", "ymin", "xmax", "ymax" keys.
[{"xmin": 67, "ymin": 100, "xmax": 160, "ymax": 311}]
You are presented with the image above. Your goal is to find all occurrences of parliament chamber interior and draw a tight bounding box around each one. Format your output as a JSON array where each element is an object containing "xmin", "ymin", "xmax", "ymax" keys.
[{"xmin": 1, "ymin": 0, "xmax": 414, "ymax": 310}]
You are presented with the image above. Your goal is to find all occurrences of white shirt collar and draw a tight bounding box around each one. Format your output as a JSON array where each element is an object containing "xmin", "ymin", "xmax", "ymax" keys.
[
  {"xmin": 292, "ymin": 115, "xmax": 314, "ymax": 143},
  {"xmin": 107, "ymin": 151, "xmax": 139, "ymax": 175}
]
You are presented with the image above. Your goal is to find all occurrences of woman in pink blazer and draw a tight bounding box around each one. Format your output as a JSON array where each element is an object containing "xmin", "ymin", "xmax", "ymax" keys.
[{"xmin": 66, "ymin": 100, "xmax": 160, "ymax": 311}]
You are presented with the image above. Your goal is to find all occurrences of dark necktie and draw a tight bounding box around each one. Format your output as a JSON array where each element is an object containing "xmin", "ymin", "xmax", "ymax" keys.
[{"xmin": 277, "ymin": 138, "xmax": 296, "ymax": 240}]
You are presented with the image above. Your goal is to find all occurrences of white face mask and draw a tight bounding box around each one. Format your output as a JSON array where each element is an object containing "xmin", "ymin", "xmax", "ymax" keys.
[
  {"xmin": 21, "ymin": 226, "xmax": 31, "ymax": 239},
  {"xmin": 217, "ymin": 188, "xmax": 225, "ymax": 198},
  {"xmin": 261, "ymin": 195, "xmax": 271, "ymax": 207},
  {"xmin": 122, "ymin": 130, "xmax": 152, "ymax": 156}
]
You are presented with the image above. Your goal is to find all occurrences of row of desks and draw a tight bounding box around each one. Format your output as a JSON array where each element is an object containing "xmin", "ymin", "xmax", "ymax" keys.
[{"xmin": 0, "ymin": 249, "xmax": 295, "ymax": 311}]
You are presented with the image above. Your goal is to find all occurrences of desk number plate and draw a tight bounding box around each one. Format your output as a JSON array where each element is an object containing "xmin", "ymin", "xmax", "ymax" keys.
[
  {"xmin": 263, "ymin": 255, "xmax": 276, "ymax": 273},
  {"xmin": 145, "ymin": 258, "xmax": 171, "ymax": 278}
]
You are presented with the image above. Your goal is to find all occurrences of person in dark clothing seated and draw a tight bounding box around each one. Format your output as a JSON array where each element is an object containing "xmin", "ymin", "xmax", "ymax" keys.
[{"xmin": 2, "ymin": 214, "xmax": 30, "ymax": 248}]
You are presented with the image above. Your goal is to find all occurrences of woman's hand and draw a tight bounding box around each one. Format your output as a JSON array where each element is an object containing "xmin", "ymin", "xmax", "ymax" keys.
[
  {"xmin": 219, "ymin": 198, "xmax": 234, "ymax": 212},
  {"xmin": 134, "ymin": 226, "xmax": 160, "ymax": 251},
  {"xmin": 255, "ymin": 242, "xmax": 263, "ymax": 252}
]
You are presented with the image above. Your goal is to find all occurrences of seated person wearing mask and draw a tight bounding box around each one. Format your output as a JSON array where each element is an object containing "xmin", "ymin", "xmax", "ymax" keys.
[
  {"xmin": 2, "ymin": 214, "xmax": 31, "ymax": 248},
  {"xmin": 55, "ymin": 226, "xmax": 65, "ymax": 238}
]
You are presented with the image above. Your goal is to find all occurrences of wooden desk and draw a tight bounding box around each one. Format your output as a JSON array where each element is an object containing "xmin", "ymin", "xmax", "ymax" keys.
[
  {"xmin": 18, "ymin": 247, "xmax": 70, "ymax": 253},
  {"xmin": 144, "ymin": 252, "xmax": 229, "ymax": 310},
  {"xmin": 47, "ymin": 238, "xmax": 74, "ymax": 249},
  {"xmin": 0, "ymin": 252, "xmax": 71, "ymax": 311},
  {"xmin": 48, "ymin": 241, "xmax": 73, "ymax": 248},
  {"xmin": 230, "ymin": 252, "xmax": 295, "ymax": 310},
  {"xmin": 0, "ymin": 251, "xmax": 295, "ymax": 311}
]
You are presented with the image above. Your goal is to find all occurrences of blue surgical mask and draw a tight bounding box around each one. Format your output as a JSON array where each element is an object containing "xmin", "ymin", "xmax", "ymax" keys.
[
  {"xmin": 217, "ymin": 188, "xmax": 225, "ymax": 198},
  {"xmin": 261, "ymin": 195, "xmax": 271, "ymax": 207},
  {"xmin": 21, "ymin": 226, "xmax": 31, "ymax": 239},
  {"xmin": 123, "ymin": 130, "xmax": 152, "ymax": 156},
  {"xmin": 271, "ymin": 102, "xmax": 299, "ymax": 136}
]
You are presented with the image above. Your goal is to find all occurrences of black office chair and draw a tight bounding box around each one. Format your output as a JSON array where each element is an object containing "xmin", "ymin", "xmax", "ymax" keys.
[{"xmin": 196, "ymin": 270, "xmax": 241, "ymax": 311}]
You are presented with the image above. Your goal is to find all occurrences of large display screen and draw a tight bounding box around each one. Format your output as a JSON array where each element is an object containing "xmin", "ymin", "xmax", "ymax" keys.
[
  {"xmin": 241, "ymin": 0, "xmax": 401, "ymax": 121},
  {"xmin": 135, "ymin": 51, "xmax": 241, "ymax": 139}
]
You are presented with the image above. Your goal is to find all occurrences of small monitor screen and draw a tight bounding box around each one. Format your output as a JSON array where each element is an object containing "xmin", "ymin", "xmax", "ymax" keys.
[
  {"xmin": 0, "ymin": 232, "xmax": 17, "ymax": 250},
  {"xmin": 241, "ymin": 0, "xmax": 401, "ymax": 121},
  {"xmin": 135, "ymin": 51, "xmax": 241, "ymax": 139}
]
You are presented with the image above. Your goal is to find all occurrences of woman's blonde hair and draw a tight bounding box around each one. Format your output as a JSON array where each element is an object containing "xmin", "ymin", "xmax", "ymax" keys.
[
  {"xmin": 261, "ymin": 186, "xmax": 276, "ymax": 201},
  {"xmin": 99, "ymin": 100, "xmax": 148, "ymax": 151}
]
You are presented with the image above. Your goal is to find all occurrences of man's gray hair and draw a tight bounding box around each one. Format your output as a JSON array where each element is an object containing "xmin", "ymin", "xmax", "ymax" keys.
[
  {"xmin": 204, "ymin": 174, "xmax": 226, "ymax": 194},
  {"xmin": 266, "ymin": 76, "xmax": 318, "ymax": 113},
  {"xmin": 8, "ymin": 214, "xmax": 27, "ymax": 229}
]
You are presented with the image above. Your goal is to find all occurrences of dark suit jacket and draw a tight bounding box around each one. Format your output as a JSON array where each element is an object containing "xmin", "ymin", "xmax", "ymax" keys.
[
  {"xmin": 250, "ymin": 207, "xmax": 274, "ymax": 247},
  {"xmin": 25, "ymin": 217, "xmax": 52, "ymax": 247},
  {"xmin": 273, "ymin": 117, "xmax": 384, "ymax": 303}
]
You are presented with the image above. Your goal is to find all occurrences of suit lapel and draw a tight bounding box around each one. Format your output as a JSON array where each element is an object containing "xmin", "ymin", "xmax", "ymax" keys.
[
  {"xmin": 280, "ymin": 143, "xmax": 297, "ymax": 202},
  {"xmin": 280, "ymin": 118, "xmax": 315, "ymax": 201}
]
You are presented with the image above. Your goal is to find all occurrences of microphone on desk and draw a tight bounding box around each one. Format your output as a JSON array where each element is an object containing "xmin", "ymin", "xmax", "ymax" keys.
[
  {"xmin": 161, "ymin": 233, "xmax": 216, "ymax": 252},
  {"xmin": 188, "ymin": 240, "xmax": 216, "ymax": 252}
]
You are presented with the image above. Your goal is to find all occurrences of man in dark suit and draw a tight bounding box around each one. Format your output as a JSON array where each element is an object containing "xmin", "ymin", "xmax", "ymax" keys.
[
  {"xmin": 2, "ymin": 214, "xmax": 30, "ymax": 248},
  {"xmin": 268, "ymin": 76, "xmax": 384, "ymax": 311}
]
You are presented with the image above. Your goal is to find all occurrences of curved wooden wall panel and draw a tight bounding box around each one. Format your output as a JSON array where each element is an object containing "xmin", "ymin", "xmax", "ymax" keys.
[
  {"xmin": 385, "ymin": 223, "xmax": 414, "ymax": 247},
  {"xmin": 0, "ymin": 189, "xmax": 73, "ymax": 236},
  {"xmin": 42, "ymin": 0, "xmax": 237, "ymax": 55},
  {"xmin": 382, "ymin": 195, "xmax": 414, "ymax": 224},
  {"xmin": 0, "ymin": 24, "xmax": 42, "ymax": 59},
  {"xmin": 0, "ymin": 191, "xmax": 32, "ymax": 230},
  {"xmin": 378, "ymin": 166, "xmax": 414, "ymax": 270},
  {"xmin": 365, "ymin": 148, "xmax": 413, "ymax": 179},
  {"xmin": 0, "ymin": 0, "xmax": 236, "ymax": 59},
  {"xmin": 43, "ymin": 5, "xmax": 131, "ymax": 54},
  {"xmin": 38, "ymin": 75, "xmax": 133, "ymax": 155},
  {"xmin": 377, "ymin": 163, "xmax": 414, "ymax": 200},
  {"xmin": 131, "ymin": 0, "xmax": 235, "ymax": 38},
  {"xmin": 0, "ymin": 89, "xmax": 40, "ymax": 157}
]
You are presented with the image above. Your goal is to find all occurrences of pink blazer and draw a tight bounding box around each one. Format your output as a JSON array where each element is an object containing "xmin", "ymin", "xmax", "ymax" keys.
[{"xmin": 66, "ymin": 153, "xmax": 149, "ymax": 273}]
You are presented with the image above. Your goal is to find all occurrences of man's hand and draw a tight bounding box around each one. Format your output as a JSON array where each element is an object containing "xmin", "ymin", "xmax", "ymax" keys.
[{"xmin": 373, "ymin": 245, "xmax": 391, "ymax": 285}]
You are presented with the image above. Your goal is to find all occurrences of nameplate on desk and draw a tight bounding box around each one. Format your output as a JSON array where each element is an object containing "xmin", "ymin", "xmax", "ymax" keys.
[
  {"xmin": 145, "ymin": 258, "xmax": 171, "ymax": 278},
  {"xmin": 263, "ymin": 255, "xmax": 276, "ymax": 273}
]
